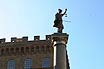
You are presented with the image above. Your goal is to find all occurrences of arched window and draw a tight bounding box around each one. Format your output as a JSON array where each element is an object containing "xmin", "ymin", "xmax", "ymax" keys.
[
  {"xmin": 1, "ymin": 49, "xmax": 4, "ymax": 55},
  {"xmin": 26, "ymin": 47, "xmax": 29, "ymax": 52},
  {"xmin": 21, "ymin": 47, "xmax": 24, "ymax": 53},
  {"xmin": 31, "ymin": 46, "xmax": 34, "ymax": 52},
  {"xmin": 46, "ymin": 46, "xmax": 50, "ymax": 52},
  {"xmin": 41, "ymin": 46, "xmax": 45, "ymax": 52},
  {"xmin": 7, "ymin": 60, "xmax": 15, "ymax": 69},
  {"xmin": 6, "ymin": 48, "xmax": 9, "ymax": 52},
  {"xmin": 36, "ymin": 46, "xmax": 39, "ymax": 52},
  {"xmin": 24, "ymin": 58, "xmax": 32, "ymax": 69},
  {"xmin": 42, "ymin": 57, "xmax": 50, "ymax": 68},
  {"xmin": 10, "ymin": 48, "xmax": 14, "ymax": 53},
  {"xmin": 16, "ymin": 48, "xmax": 19, "ymax": 53}
]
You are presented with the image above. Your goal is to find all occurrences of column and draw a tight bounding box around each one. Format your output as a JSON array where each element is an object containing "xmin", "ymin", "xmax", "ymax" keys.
[{"xmin": 51, "ymin": 33, "xmax": 69, "ymax": 69}]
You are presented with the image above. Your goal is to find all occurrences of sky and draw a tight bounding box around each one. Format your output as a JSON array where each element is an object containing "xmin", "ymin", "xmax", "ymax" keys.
[{"xmin": 0, "ymin": 0, "xmax": 104, "ymax": 69}]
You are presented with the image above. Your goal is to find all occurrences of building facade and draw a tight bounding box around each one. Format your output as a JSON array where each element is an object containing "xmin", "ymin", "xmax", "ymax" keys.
[{"xmin": 0, "ymin": 33, "xmax": 70, "ymax": 69}]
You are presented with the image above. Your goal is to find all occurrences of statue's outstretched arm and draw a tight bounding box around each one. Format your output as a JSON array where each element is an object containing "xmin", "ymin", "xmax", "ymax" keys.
[{"xmin": 62, "ymin": 9, "xmax": 67, "ymax": 16}]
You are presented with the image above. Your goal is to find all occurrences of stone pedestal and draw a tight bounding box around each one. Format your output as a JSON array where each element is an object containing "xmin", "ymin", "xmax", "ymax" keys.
[{"xmin": 51, "ymin": 33, "xmax": 69, "ymax": 69}]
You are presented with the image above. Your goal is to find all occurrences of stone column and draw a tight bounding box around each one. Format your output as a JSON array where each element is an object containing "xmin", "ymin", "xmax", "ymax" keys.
[{"xmin": 51, "ymin": 33, "xmax": 69, "ymax": 69}]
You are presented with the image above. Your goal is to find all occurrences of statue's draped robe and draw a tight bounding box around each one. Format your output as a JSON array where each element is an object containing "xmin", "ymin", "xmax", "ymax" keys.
[{"xmin": 53, "ymin": 13, "xmax": 64, "ymax": 29}]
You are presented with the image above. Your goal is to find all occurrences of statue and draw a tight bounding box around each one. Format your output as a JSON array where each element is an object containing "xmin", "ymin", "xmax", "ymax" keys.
[{"xmin": 53, "ymin": 9, "xmax": 67, "ymax": 33}]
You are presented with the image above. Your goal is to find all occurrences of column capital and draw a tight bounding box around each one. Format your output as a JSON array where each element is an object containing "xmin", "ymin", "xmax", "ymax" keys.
[{"xmin": 51, "ymin": 33, "xmax": 69, "ymax": 45}]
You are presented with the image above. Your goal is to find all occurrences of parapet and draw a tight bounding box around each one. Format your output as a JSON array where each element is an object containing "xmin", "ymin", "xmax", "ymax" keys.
[
  {"xmin": 11, "ymin": 36, "xmax": 28, "ymax": 42},
  {"xmin": 0, "ymin": 35, "xmax": 51, "ymax": 43},
  {"xmin": 0, "ymin": 38, "xmax": 5, "ymax": 43},
  {"xmin": 34, "ymin": 36, "xmax": 40, "ymax": 40},
  {"xmin": 46, "ymin": 35, "xmax": 51, "ymax": 40}
]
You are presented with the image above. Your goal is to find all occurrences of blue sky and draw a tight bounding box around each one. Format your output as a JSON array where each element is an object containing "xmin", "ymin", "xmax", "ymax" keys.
[{"xmin": 0, "ymin": 0, "xmax": 104, "ymax": 69}]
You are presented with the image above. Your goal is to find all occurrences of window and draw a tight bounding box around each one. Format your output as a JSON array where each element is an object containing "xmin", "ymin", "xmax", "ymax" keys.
[
  {"xmin": 31, "ymin": 46, "xmax": 34, "ymax": 52},
  {"xmin": 7, "ymin": 60, "xmax": 15, "ymax": 69},
  {"xmin": 16, "ymin": 48, "xmax": 19, "ymax": 53},
  {"xmin": 41, "ymin": 46, "xmax": 45, "ymax": 52},
  {"xmin": 24, "ymin": 58, "xmax": 32, "ymax": 69},
  {"xmin": 26, "ymin": 47, "xmax": 29, "ymax": 52},
  {"xmin": 6, "ymin": 48, "xmax": 9, "ymax": 55},
  {"xmin": 36, "ymin": 46, "xmax": 39, "ymax": 52},
  {"xmin": 6, "ymin": 48, "xmax": 9, "ymax": 52},
  {"xmin": 21, "ymin": 47, "xmax": 24, "ymax": 53},
  {"xmin": 10, "ymin": 48, "xmax": 14, "ymax": 53},
  {"xmin": 42, "ymin": 57, "xmax": 50, "ymax": 68},
  {"xmin": 46, "ymin": 46, "xmax": 50, "ymax": 52},
  {"xmin": 1, "ymin": 49, "xmax": 4, "ymax": 55}
]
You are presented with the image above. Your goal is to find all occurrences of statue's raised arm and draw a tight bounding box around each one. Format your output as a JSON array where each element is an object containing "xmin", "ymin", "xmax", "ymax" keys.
[
  {"xmin": 53, "ymin": 9, "xmax": 67, "ymax": 33},
  {"xmin": 62, "ymin": 9, "xmax": 67, "ymax": 16}
]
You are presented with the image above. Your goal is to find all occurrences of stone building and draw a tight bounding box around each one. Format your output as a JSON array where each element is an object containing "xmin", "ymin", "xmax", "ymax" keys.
[{"xmin": 0, "ymin": 33, "xmax": 70, "ymax": 69}]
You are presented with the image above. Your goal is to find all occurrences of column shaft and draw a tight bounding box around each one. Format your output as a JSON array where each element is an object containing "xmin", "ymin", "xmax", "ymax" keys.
[{"xmin": 55, "ymin": 43, "xmax": 66, "ymax": 69}]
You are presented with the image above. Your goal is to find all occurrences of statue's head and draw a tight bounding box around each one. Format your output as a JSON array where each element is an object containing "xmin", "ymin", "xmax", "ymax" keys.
[{"xmin": 58, "ymin": 9, "xmax": 62, "ymax": 13}]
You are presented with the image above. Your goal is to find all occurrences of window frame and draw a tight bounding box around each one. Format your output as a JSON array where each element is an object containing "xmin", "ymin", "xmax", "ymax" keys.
[
  {"xmin": 42, "ymin": 57, "xmax": 50, "ymax": 68},
  {"xmin": 7, "ymin": 59, "xmax": 15, "ymax": 69},
  {"xmin": 24, "ymin": 58, "xmax": 32, "ymax": 69}
]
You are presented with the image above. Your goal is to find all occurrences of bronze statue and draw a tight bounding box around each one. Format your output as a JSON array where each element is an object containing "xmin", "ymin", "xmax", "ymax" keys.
[{"xmin": 53, "ymin": 9, "xmax": 67, "ymax": 33}]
